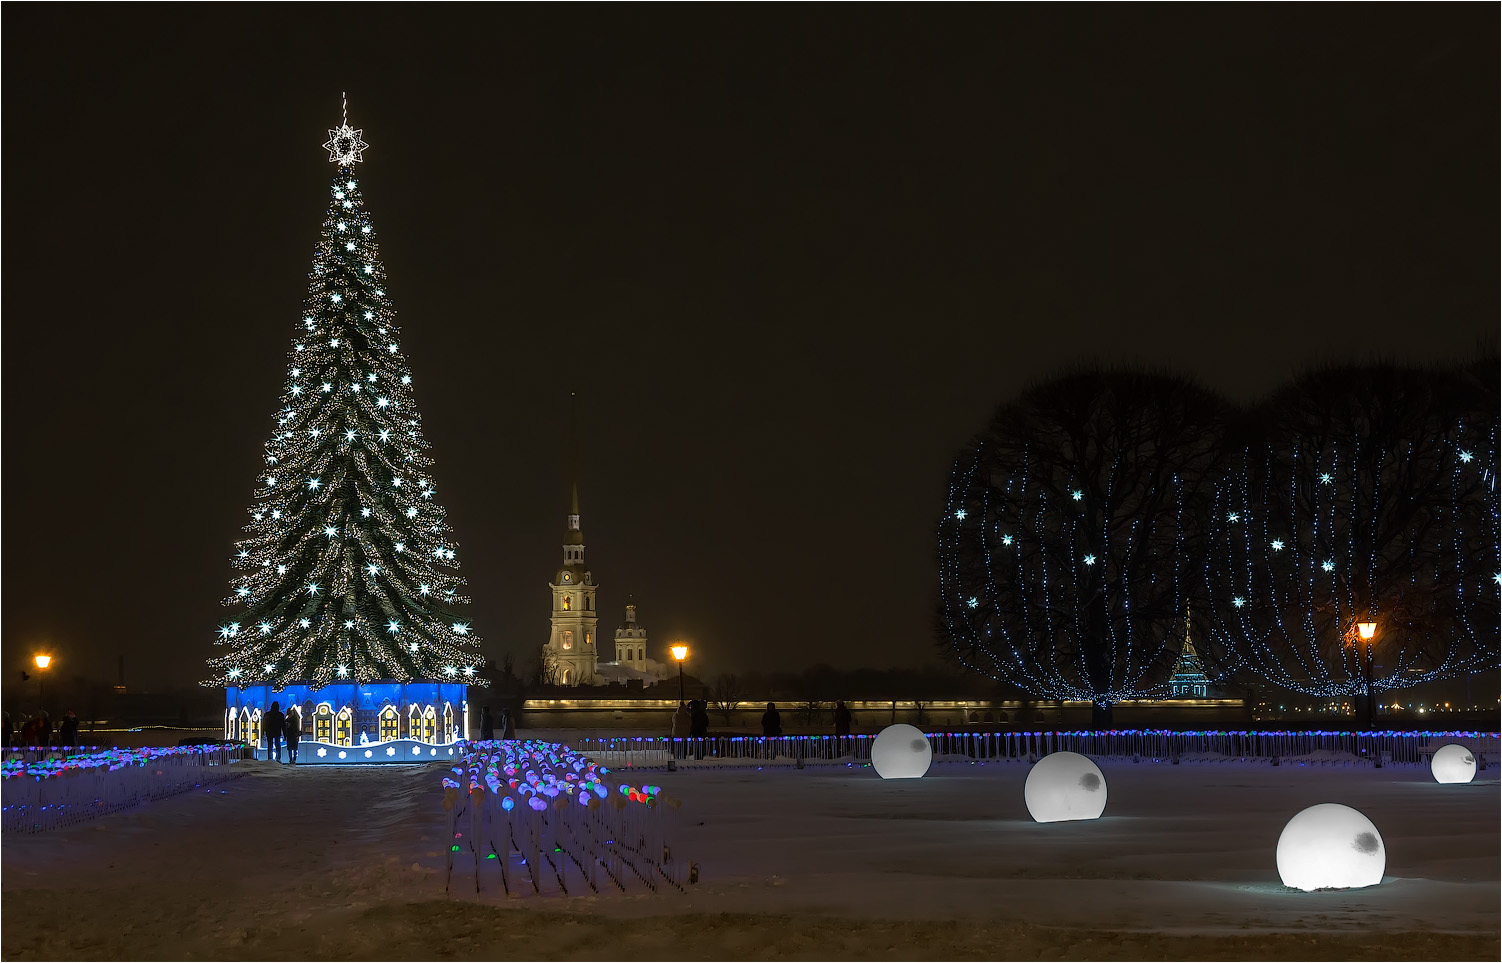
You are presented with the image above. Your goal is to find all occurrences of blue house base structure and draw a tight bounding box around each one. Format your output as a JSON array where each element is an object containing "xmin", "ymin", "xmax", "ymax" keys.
[{"xmin": 226, "ymin": 680, "xmax": 468, "ymax": 764}]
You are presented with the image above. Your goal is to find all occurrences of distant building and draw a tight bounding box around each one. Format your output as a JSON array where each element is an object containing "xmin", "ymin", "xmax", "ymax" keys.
[
  {"xmin": 1168, "ymin": 605, "xmax": 1211, "ymax": 698},
  {"xmin": 595, "ymin": 599, "xmax": 669, "ymax": 686},
  {"xmin": 540, "ymin": 468, "xmax": 670, "ymax": 687},
  {"xmin": 544, "ymin": 484, "xmax": 599, "ymax": 685}
]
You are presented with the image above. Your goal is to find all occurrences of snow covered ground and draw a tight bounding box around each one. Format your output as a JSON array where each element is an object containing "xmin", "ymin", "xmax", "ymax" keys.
[{"xmin": 3, "ymin": 747, "xmax": 1497, "ymax": 960}]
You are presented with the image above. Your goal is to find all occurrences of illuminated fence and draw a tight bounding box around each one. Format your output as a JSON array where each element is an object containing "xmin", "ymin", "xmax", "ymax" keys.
[
  {"xmin": 1, "ymin": 744, "xmax": 247, "ymax": 834},
  {"xmin": 442, "ymin": 739, "xmax": 689, "ymax": 899},
  {"xmin": 557, "ymin": 730, "xmax": 1499, "ymax": 770}
]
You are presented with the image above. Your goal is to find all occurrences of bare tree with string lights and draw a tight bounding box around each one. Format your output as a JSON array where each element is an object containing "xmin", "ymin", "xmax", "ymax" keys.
[
  {"xmin": 937, "ymin": 368, "xmax": 1232, "ymax": 727},
  {"xmin": 1205, "ymin": 363, "xmax": 1499, "ymax": 728}
]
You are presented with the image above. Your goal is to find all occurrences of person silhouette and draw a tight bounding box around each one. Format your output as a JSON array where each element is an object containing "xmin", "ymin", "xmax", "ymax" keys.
[
  {"xmin": 761, "ymin": 702, "xmax": 782, "ymax": 737},
  {"xmin": 264, "ymin": 702, "xmax": 286, "ymax": 763},
  {"xmin": 284, "ymin": 706, "xmax": 302, "ymax": 764}
]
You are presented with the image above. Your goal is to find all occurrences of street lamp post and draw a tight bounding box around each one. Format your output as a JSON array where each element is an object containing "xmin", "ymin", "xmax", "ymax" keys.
[
  {"xmin": 34, "ymin": 654, "xmax": 52, "ymax": 711},
  {"xmin": 1353, "ymin": 620, "xmax": 1377, "ymax": 730},
  {"xmin": 670, "ymin": 644, "xmax": 689, "ymax": 703}
]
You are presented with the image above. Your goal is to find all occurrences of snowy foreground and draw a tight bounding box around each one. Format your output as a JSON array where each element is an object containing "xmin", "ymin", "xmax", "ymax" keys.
[{"xmin": 3, "ymin": 750, "xmax": 1497, "ymax": 961}]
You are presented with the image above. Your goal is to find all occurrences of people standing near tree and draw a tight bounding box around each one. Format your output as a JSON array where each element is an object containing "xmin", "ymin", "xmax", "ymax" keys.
[
  {"xmin": 36, "ymin": 711, "xmax": 52, "ymax": 750},
  {"xmin": 834, "ymin": 699, "xmax": 852, "ymax": 753},
  {"xmin": 264, "ymin": 701, "xmax": 286, "ymax": 763},
  {"xmin": 59, "ymin": 710, "xmax": 80, "ymax": 749},
  {"xmin": 671, "ymin": 701, "xmax": 691, "ymax": 750},
  {"xmin": 479, "ymin": 706, "xmax": 495, "ymax": 741},
  {"xmin": 283, "ymin": 706, "xmax": 301, "ymax": 764},
  {"xmin": 501, "ymin": 707, "xmax": 516, "ymax": 740}
]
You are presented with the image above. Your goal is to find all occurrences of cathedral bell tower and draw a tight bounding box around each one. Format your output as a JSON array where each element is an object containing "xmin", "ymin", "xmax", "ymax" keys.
[{"xmin": 546, "ymin": 482, "xmax": 598, "ymax": 685}]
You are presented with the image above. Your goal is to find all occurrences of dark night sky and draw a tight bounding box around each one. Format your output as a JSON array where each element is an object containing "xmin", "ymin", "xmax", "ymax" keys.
[{"xmin": 3, "ymin": 8, "xmax": 1495, "ymax": 689}]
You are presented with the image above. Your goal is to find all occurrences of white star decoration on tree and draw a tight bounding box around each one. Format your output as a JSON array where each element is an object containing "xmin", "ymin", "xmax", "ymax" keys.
[{"xmin": 324, "ymin": 123, "xmax": 368, "ymax": 164}]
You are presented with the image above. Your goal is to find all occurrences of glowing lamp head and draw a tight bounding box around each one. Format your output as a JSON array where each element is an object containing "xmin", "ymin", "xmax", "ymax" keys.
[
  {"xmin": 1024, "ymin": 751, "xmax": 1107, "ymax": 822},
  {"xmin": 870, "ymin": 724, "xmax": 932, "ymax": 779},
  {"xmin": 670, "ymin": 645, "xmax": 689, "ymax": 662},
  {"xmin": 1356, "ymin": 621, "xmax": 1377, "ymax": 641},
  {"xmin": 33, "ymin": 654, "xmax": 51, "ymax": 670},
  {"xmin": 1276, "ymin": 803, "xmax": 1385, "ymax": 891},
  {"xmin": 1430, "ymin": 744, "xmax": 1477, "ymax": 784}
]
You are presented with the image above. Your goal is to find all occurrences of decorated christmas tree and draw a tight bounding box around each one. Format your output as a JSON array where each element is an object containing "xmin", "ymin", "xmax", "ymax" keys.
[{"xmin": 207, "ymin": 101, "xmax": 484, "ymax": 757}]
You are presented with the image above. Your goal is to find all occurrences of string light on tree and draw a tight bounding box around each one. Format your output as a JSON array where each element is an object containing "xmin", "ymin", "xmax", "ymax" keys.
[
  {"xmin": 938, "ymin": 371, "xmax": 1228, "ymax": 725},
  {"xmin": 1205, "ymin": 382, "xmax": 1499, "ymax": 712}
]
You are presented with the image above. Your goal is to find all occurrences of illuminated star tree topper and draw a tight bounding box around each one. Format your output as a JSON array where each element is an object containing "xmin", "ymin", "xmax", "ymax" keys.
[{"xmin": 323, "ymin": 92, "xmax": 369, "ymax": 165}]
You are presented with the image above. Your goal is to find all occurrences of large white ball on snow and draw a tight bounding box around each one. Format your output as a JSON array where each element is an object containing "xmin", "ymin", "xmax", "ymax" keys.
[
  {"xmin": 870, "ymin": 724, "xmax": 932, "ymax": 779},
  {"xmin": 1024, "ymin": 751, "xmax": 1107, "ymax": 823},
  {"xmin": 1430, "ymin": 744, "xmax": 1477, "ymax": 784},
  {"xmin": 1276, "ymin": 803, "xmax": 1385, "ymax": 891}
]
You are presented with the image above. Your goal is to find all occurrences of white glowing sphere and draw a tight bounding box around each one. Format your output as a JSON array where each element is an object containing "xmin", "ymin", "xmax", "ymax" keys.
[
  {"xmin": 870, "ymin": 724, "xmax": 932, "ymax": 779},
  {"xmin": 1276, "ymin": 803, "xmax": 1385, "ymax": 891},
  {"xmin": 1430, "ymin": 744, "xmax": 1477, "ymax": 784},
  {"xmin": 1024, "ymin": 751, "xmax": 1107, "ymax": 823}
]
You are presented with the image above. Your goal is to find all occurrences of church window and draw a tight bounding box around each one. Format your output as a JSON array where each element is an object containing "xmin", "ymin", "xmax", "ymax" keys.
[
  {"xmin": 562, "ymin": 595, "xmax": 571, "ymax": 611},
  {"xmin": 585, "ymin": 633, "xmax": 592, "ymax": 646},
  {"xmin": 584, "ymin": 597, "xmax": 591, "ymax": 610},
  {"xmin": 561, "ymin": 630, "xmax": 574, "ymax": 650}
]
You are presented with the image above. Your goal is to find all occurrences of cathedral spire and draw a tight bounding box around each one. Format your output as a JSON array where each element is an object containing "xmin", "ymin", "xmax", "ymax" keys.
[
  {"xmin": 548, "ymin": 390, "xmax": 597, "ymax": 686},
  {"xmin": 1169, "ymin": 601, "xmax": 1209, "ymax": 697},
  {"xmin": 563, "ymin": 391, "xmax": 584, "ymax": 561}
]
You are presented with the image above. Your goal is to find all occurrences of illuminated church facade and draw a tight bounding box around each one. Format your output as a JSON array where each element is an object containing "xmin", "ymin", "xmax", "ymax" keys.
[
  {"xmin": 1168, "ymin": 606, "xmax": 1212, "ymax": 698},
  {"xmin": 542, "ymin": 488, "xmax": 669, "ymax": 687},
  {"xmin": 544, "ymin": 486, "xmax": 600, "ymax": 685}
]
